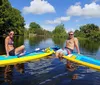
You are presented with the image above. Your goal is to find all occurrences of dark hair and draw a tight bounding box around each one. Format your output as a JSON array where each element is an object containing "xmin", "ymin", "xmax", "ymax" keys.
[{"xmin": 6, "ymin": 30, "xmax": 13, "ymax": 35}]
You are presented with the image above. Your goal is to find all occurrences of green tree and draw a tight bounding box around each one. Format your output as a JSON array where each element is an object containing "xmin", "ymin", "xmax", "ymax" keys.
[
  {"xmin": 75, "ymin": 24, "xmax": 100, "ymax": 41},
  {"xmin": 52, "ymin": 24, "xmax": 67, "ymax": 37},
  {"xmin": 0, "ymin": 0, "xmax": 25, "ymax": 35},
  {"xmin": 28, "ymin": 22, "xmax": 51, "ymax": 36},
  {"xmin": 80, "ymin": 24, "xmax": 99, "ymax": 37},
  {"xmin": 74, "ymin": 30, "xmax": 85, "ymax": 37},
  {"xmin": 29, "ymin": 22, "xmax": 41, "ymax": 34}
]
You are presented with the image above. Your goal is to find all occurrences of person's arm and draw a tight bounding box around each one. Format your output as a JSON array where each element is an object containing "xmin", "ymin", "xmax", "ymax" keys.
[
  {"xmin": 5, "ymin": 37, "xmax": 9, "ymax": 56},
  {"xmin": 74, "ymin": 38, "xmax": 80, "ymax": 54}
]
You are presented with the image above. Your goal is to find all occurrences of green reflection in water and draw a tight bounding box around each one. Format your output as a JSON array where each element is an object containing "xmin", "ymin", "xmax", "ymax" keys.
[
  {"xmin": 0, "ymin": 64, "xmax": 24, "ymax": 85},
  {"xmin": 52, "ymin": 37, "xmax": 66, "ymax": 47},
  {"xmin": 14, "ymin": 36, "xmax": 24, "ymax": 47},
  {"xmin": 28, "ymin": 36, "xmax": 48, "ymax": 46},
  {"xmin": 79, "ymin": 38, "xmax": 100, "ymax": 53}
]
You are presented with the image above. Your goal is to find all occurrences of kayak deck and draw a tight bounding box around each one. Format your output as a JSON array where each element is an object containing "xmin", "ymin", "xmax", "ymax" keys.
[
  {"xmin": 0, "ymin": 51, "xmax": 44, "ymax": 60},
  {"xmin": 63, "ymin": 54, "xmax": 100, "ymax": 71},
  {"xmin": 0, "ymin": 48, "xmax": 54, "ymax": 67},
  {"xmin": 75, "ymin": 54, "xmax": 100, "ymax": 66}
]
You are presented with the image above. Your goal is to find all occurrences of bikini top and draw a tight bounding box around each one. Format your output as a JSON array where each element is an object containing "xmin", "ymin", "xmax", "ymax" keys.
[{"xmin": 8, "ymin": 38, "xmax": 14, "ymax": 45}]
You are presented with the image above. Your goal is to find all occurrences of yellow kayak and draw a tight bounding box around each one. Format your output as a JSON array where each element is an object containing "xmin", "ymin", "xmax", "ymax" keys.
[
  {"xmin": 0, "ymin": 47, "xmax": 56, "ymax": 67},
  {"xmin": 63, "ymin": 54, "xmax": 100, "ymax": 71}
]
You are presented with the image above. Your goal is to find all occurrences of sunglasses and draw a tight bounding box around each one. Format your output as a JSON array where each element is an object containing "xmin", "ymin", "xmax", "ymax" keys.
[{"xmin": 69, "ymin": 34, "xmax": 74, "ymax": 35}]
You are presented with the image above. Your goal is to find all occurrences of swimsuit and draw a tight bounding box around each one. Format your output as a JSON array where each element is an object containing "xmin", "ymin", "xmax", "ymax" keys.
[
  {"xmin": 8, "ymin": 39, "xmax": 14, "ymax": 45},
  {"xmin": 9, "ymin": 49, "xmax": 15, "ymax": 56},
  {"xmin": 56, "ymin": 47, "xmax": 73, "ymax": 55},
  {"xmin": 8, "ymin": 38, "xmax": 15, "ymax": 56}
]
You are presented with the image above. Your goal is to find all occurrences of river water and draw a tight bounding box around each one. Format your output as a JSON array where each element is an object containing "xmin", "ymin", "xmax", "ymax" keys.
[{"xmin": 0, "ymin": 36, "xmax": 100, "ymax": 85}]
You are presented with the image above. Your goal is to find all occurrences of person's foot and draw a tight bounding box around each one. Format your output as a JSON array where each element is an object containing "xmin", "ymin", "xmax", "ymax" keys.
[{"xmin": 19, "ymin": 51, "xmax": 26, "ymax": 56}]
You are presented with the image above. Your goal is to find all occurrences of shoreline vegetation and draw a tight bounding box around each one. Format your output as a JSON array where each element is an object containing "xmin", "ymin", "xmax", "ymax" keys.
[{"xmin": 1, "ymin": 0, "xmax": 100, "ymax": 42}]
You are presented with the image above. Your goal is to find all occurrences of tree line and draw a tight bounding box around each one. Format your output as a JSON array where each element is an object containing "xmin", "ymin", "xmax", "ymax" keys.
[
  {"xmin": 74, "ymin": 24, "xmax": 100, "ymax": 41},
  {"xmin": 24, "ymin": 22, "xmax": 67, "ymax": 37},
  {"xmin": 1, "ymin": 0, "xmax": 100, "ymax": 42},
  {"xmin": 24, "ymin": 22, "xmax": 52, "ymax": 37}
]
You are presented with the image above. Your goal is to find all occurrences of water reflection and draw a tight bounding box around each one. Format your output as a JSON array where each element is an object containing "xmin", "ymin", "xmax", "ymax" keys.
[
  {"xmin": 79, "ymin": 39, "xmax": 100, "ymax": 53},
  {"xmin": 4, "ymin": 65, "xmax": 13, "ymax": 85},
  {"xmin": 52, "ymin": 37, "xmax": 66, "ymax": 47},
  {"xmin": 66, "ymin": 61, "xmax": 78, "ymax": 80},
  {"xmin": 28, "ymin": 36, "xmax": 49, "ymax": 47},
  {"xmin": 14, "ymin": 64, "xmax": 24, "ymax": 74},
  {"xmin": 0, "ymin": 64, "xmax": 24, "ymax": 85},
  {"xmin": 14, "ymin": 36, "xmax": 24, "ymax": 47}
]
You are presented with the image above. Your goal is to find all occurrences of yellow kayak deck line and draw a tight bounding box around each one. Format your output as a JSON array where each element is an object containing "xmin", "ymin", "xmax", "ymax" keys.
[
  {"xmin": 0, "ymin": 49, "xmax": 54, "ymax": 67},
  {"xmin": 63, "ymin": 54, "xmax": 100, "ymax": 71}
]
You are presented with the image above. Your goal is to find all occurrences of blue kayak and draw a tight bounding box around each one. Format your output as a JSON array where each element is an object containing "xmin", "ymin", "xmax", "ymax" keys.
[{"xmin": 63, "ymin": 53, "xmax": 100, "ymax": 71}]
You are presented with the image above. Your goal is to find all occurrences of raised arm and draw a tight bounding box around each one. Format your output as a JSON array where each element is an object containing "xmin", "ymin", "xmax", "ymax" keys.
[
  {"xmin": 5, "ymin": 37, "xmax": 9, "ymax": 56},
  {"xmin": 74, "ymin": 38, "xmax": 80, "ymax": 54}
]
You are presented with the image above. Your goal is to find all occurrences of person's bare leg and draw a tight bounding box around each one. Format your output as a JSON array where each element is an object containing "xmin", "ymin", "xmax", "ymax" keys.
[
  {"xmin": 15, "ymin": 45, "xmax": 25, "ymax": 55},
  {"xmin": 59, "ymin": 52, "xmax": 64, "ymax": 60},
  {"xmin": 55, "ymin": 52, "xmax": 60, "ymax": 58}
]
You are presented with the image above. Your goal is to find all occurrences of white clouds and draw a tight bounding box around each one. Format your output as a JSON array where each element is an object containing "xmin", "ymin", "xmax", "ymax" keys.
[
  {"xmin": 67, "ymin": 28, "xmax": 75, "ymax": 33},
  {"xmin": 24, "ymin": 24, "xmax": 29, "ymax": 28},
  {"xmin": 23, "ymin": 0, "xmax": 55, "ymax": 14},
  {"xmin": 46, "ymin": 16, "xmax": 71, "ymax": 24},
  {"xmin": 41, "ymin": 25, "xmax": 54, "ymax": 31},
  {"xmin": 67, "ymin": 2, "xmax": 100, "ymax": 18}
]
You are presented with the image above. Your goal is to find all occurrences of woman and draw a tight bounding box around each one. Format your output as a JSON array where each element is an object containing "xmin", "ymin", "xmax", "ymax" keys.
[{"xmin": 5, "ymin": 30, "xmax": 25, "ymax": 57}]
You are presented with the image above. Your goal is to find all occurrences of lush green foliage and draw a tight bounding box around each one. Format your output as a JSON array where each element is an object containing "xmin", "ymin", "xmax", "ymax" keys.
[
  {"xmin": 0, "ymin": 0, "xmax": 25, "ymax": 35},
  {"xmin": 28, "ymin": 22, "xmax": 51, "ymax": 36},
  {"xmin": 74, "ymin": 24, "xmax": 100, "ymax": 41},
  {"xmin": 52, "ymin": 24, "xmax": 67, "ymax": 37},
  {"xmin": 29, "ymin": 22, "xmax": 41, "ymax": 34}
]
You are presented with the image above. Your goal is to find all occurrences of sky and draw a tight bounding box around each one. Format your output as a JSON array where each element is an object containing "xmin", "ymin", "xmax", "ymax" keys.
[{"xmin": 9, "ymin": 0, "xmax": 100, "ymax": 32}]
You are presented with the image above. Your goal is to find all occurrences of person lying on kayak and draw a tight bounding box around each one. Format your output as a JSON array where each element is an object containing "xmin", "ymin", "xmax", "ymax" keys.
[
  {"xmin": 56, "ymin": 31, "xmax": 80, "ymax": 68},
  {"xmin": 5, "ymin": 30, "xmax": 25, "ymax": 57}
]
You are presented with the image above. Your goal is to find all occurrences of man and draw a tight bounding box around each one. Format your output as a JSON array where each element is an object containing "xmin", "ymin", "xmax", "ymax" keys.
[
  {"xmin": 56, "ymin": 31, "xmax": 80, "ymax": 58},
  {"xmin": 56, "ymin": 31, "xmax": 80, "ymax": 80}
]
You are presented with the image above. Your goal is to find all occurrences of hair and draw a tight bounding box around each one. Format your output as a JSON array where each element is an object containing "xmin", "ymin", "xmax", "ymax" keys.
[
  {"xmin": 68, "ymin": 31, "xmax": 74, "ymax": 34},
  {"xmin": 8, "ymin": 29, "xmax": 12, "ymax": 33},
  {"xmin": 6, "ymin": 30, "xmax": 14, "ymax": 35}
]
